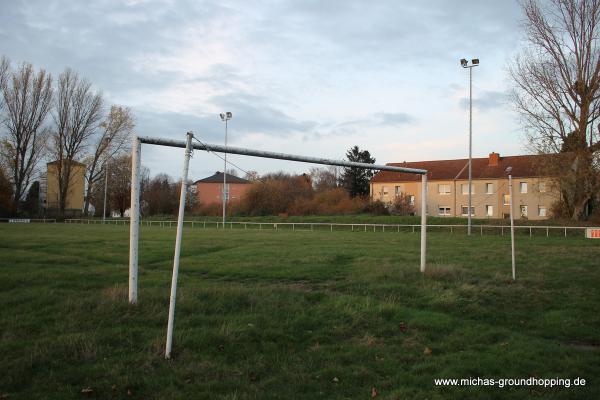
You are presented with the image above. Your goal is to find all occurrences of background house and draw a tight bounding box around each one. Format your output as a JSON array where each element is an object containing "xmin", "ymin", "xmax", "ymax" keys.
[
  {"xmin": 194, "ymin": 172, "xmax": 252, "ymax": 205},
  {"xmin": 45, "ymin": 160, "xmax": 86, "ymax": 216},
  {"xmin": 371, "ymin": 152, "xmax": 557, "ymax": 220}
]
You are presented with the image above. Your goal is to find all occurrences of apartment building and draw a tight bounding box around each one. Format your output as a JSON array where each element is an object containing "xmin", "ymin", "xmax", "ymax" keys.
[
  {"xmin": 45, "ymin": 160, "xmax": 86, "ymax": 216},
  {"xmin": 370, "ymin": 152, "xmax": 557, "ymax": 220}
]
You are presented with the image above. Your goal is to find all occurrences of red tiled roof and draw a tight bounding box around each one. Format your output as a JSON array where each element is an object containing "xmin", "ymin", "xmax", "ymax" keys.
[{"xmin": 372, "ymin": 154, "xmax": 551, "ymax": 183}]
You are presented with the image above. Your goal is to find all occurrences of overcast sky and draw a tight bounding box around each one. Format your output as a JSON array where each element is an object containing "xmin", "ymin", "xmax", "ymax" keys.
[{"xmin": 0, "ymin": 0, "xmax": 526, "ymax": 180}]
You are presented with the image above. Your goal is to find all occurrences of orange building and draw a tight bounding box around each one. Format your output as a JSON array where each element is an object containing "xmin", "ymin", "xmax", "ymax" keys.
[{"xmin": 194, "ymin": 172, "xmax": 252, "ymax": 205}]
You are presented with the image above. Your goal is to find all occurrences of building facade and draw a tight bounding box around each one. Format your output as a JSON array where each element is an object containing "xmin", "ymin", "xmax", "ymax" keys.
[
  {"xmin": 370, "ymin": 153, "xmax": 557, "ymax": 220},
  {"xmin": 45, "ymin": 160, "xmax": 86, "ymax": 215},
  {"xmin": 194, "ymin": 172, "xmax": 252, "ymax": 205}
]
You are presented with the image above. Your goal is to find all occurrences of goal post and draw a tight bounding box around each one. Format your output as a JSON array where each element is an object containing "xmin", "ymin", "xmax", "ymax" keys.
[{"xmin": 128, "ymin": 133, "xmax": 428, "ymax": 358}]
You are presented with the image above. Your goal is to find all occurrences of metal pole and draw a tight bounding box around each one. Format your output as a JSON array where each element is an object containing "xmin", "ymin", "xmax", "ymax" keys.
[
  {"xmin": 165, "ymin": 132, "xmax": 193, "ymax": 359},
  {"xmin": 222, "ymin": 119, "xmax": 227, "ymax": 229},
  {"xmin": 420, "ymin": 174, "xmax": 427, "ymax": 273},
  {"xmin": 509, "ymin": 174, "xmax": 516, "ymax": 280},
  {"xmin": 103, "ymin": 163, "xmax": 108, "ymax": 223},
  {"xmin": 468, "ymin": 66, "xmax": 473, "ymax": 236},
  {"xmin": 128, "ymin": 136, "xmax": 141, "ymax": 304},
  {"xmin": 137, "ymin": 136, "xmax": 427, "ymax": 175}
]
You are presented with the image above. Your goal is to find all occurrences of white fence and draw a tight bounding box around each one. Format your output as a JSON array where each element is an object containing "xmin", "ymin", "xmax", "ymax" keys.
[
  {"xmin": 0, "ymin": 218, "xmax": 57, "ymax": 223},
  {"xmin": 63, "ymin": 218, "xmax": 589, "ymax": 237}
]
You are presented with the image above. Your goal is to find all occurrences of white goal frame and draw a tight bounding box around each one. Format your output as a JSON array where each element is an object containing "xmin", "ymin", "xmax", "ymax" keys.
[{"xmin": 128, "ymin": 132, "xmax": 428, "ymax": 358}]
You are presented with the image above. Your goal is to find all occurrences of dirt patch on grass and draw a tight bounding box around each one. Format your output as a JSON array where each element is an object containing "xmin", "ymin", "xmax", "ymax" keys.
[
  {"xmin": 564, "ymin": 339, "xmax": 600, "ymax": 351},
  {"xmin": 102, "ymin": 284, "xmax": 127, "ymax": 303},
  {"xmin": 424, "ymin": 264, "xmax": 464, "ymax": 280}
]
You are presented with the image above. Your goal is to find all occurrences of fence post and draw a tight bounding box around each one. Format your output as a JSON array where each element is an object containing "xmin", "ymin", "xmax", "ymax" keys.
[{"xmin": 420, "ymin": 173, "xmax": 427, "ymax": 273}]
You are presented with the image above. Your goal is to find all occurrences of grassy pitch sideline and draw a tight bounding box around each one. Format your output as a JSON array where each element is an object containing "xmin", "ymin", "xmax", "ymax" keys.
[{"xmin": 1, "ymin": 224, "xmax": 599, "ymax": 399}]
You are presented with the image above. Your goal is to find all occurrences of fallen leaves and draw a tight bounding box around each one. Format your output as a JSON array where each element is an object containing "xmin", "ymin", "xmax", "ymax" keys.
[
  {"xmin": 399, "ymin": 322, "xmax": 408, "ymax": 333},
  {"xmin": 371, "ymin": 387, "xmax": 378, "ymax": 397},
  {"xmin": 423, "ymin": 347, "xmax": 432, "ymax": 355}
]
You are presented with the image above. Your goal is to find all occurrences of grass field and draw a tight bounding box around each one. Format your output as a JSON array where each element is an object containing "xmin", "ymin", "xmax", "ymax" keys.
[{"xmin": 1, "ymin": 224, "xmax": 599, "ymax": 399}]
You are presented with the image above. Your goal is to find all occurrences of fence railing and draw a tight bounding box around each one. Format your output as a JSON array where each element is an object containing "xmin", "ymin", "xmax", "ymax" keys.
[
  {"xmin": 0, "ymin": 218, "xmax": 57, "ymax": 223},
  {"xmin": 63, "ymin": 219, "xmax": 590, "ymax": 237}
]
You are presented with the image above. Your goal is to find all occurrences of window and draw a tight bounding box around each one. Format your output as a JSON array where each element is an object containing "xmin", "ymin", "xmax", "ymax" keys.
[
  {"xmin": 520, "ymin": 205, "xmax": 528, "ymax": 217},
  {"xmin": 382, "ymin": 186, "xmax": 389, "ymax": 195},
  {"xmin": 461, "ymin": 205, "xmax": 475, "ymax": 216},
  {"xmin": 409, "ymin": 195, "xmax": 415, "ymax": 206},
  {"xmin": 438, "ymin": 206, "xmax": 451, "ymax": 216},
  {"xmin": 538, "ymin": 182, "xmax": 546, "ymax": 193},
  {"xmin": 395, "ymin": 185, "xmax": 403, "ymax": 196},
  {"xmin": 503, "ymin": 194, "xmax": 510, "ymax": 205},
  {"xmin": 538, "ymin": 206, "xmax": 547, "ymax": 217},
  {"xmin": 520, "ymin": 182, "xmax": 528, "ymax": 194},
  {"xmin": 486, "ymin": 183, "xmax": 493, "ymax": 194},
  {"xmin": 485, "ymin": 205, "xmax": 493, "ymax": 217},
  {"xmin": 438, "ymin": 184, "xmax": 451, "ymax": 195},
  {"xmin": 461, "ymin": 183, "xmax": 475, "ymax": 194}
]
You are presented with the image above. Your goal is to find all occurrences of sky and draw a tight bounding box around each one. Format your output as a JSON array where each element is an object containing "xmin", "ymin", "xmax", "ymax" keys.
[{"xmin": 0, "ymin": 0, "xmax": 526, "ymax": 180}]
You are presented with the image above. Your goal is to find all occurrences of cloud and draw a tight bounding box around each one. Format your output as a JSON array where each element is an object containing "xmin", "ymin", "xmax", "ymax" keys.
[
  {"xmin": 0, "ymin": 0, "xmax": 525, "ymax": 177},
  {"xmin": 459, "ymin": 90, "xmax": 508, "ymax": 111}
]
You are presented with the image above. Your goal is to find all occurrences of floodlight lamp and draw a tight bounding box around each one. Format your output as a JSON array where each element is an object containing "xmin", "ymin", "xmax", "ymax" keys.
[
  {"xmin": 226, "ymin": 112, "xmax": 232, "ymax": 119},
  {"xmin": 460, "ymin": 58, "xmax": 468, "ymax": 67},
  {"xmin": 472, "ymin": 58, "xmax": 479, "ymax": 65},
  {"xmin": 220, "ymin": 113, "xmax": 225, "ymax": 121},
  {"xmin": 505, "ymin": 166, "xmax": 512, "ymax": 174}
]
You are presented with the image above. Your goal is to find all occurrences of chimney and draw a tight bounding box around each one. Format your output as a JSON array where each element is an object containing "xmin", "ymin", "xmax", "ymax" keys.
[{"xmin": 488, "ymin": 152, "xmax": 500, "ymax": 166}]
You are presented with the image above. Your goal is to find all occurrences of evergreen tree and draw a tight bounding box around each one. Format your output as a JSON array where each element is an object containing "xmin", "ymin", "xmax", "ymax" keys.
[{"xmin": 341, "ymin": 146, "xmax": 375, "ymax": 197}]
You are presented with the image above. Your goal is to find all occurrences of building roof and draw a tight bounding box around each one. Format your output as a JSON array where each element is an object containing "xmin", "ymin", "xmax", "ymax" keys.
[
  {"xmin": 194, "ymin": 172, "xmax": 251, "ymax": 184},
  {"xmin": 371, "ymin": 153, "xmax": 551, "ymax": 183},
  {"xmin": 47, "ymin": 159, "xmax": 86, "ymax": 167}
]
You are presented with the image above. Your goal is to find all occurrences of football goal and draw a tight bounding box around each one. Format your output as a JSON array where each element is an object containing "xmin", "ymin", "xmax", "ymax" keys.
[{"xmin": 127, "ymin": 132, "xmax": 429, "ymax": 358}]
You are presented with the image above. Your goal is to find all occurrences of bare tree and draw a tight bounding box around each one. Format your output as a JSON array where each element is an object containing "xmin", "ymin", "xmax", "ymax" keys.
[
  {"xmin": 83, "ymin": 106, "xmax": 134, "ymax": 215},
  {"xmin": 309, "ymin": 166, "xmax": 339, "ymax": 192},
  {"xmin": 0, "ymin": 61, "xmax": 53, "ymax": 210},
  {"xmin": 510, "ymin": 0, "xmax": 600, "ymax": 219},
  {"xmin": 243, "ymin": 170, "xmax": 260, "ymax": 181},
  {"xmin": 50, "ymin": 69, "xmax": 102, "ymax": 216},
  {"xmin": 107, "ymin": 154, "xmax": 132, "ymax": 217},
  {"xmin": 0, "ymin": 56, "xmax": 9, "ymax": 112}
]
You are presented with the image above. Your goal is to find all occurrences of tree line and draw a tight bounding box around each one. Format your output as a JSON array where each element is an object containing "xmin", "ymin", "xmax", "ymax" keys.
[
  {"xmin": 0, "ymin": 55, "xmax": 134, "ymax": 218},
  {"xmin": 143, "ymin": 147, "xmax": 413, "ymax": 218}
]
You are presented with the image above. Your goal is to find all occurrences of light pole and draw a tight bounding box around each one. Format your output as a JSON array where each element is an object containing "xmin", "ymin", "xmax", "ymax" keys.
[
  {"xmin": 506, "ymin": 166, "xmax": 516, "ymax": 280},
  {"xmin": 460, "ymin": 58, "xmax": 479, "ymax": 236},
  {"xmin": 220, "ymin": 112, "xmax": 232, "ymax": 228}
]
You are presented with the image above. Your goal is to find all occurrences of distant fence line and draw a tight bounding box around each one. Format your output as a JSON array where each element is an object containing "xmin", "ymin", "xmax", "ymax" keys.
[
  {"xmin": 0, "ymin": 218, "xmax": 57, "ymax": 223},
  {"xmin": 63, "ymin": 218, "xmax": 590, "ymax": 237}
]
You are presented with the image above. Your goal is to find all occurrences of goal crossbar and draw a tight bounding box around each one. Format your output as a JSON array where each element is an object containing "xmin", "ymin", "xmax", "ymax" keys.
[
  {"xmin": 138, "ymin": 135, "xmax": 428, "ymax": 174},
  {"xmin": 129, "ymin": 133, "xmax": 428, "ymax": 358}
]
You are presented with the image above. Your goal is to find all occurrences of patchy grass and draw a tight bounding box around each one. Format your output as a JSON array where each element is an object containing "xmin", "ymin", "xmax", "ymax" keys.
[{"xmin": 0, "ymin": 224, "xmax": 599, "ymax": 399}]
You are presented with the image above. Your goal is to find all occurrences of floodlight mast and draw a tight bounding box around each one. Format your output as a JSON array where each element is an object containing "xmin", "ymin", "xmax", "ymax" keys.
[
  {"xmin": 219, "ymin": 112, "xmax": 232, "ymax": 229},
  {"xmin": 460, "ymin": 57, "xmax": 479, "ymax": 236}
]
